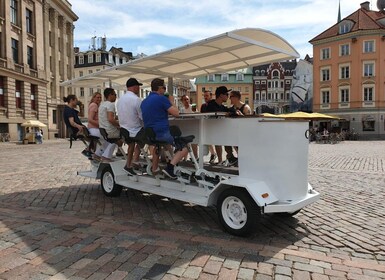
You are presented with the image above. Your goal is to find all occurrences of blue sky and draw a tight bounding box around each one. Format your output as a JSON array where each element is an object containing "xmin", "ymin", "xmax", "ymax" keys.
[{"xmin": 71, "ymin": 0, "xmax": 374, "ymax": 59}]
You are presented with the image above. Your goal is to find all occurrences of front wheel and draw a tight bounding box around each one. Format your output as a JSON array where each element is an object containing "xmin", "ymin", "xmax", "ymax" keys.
[
  {"xmin": 217, "ymin": 188, "xmax": 260, "ymax": 237},
  {"xmin": 101, "ymin": 166, "xmax": 122, "ymax": 197}
]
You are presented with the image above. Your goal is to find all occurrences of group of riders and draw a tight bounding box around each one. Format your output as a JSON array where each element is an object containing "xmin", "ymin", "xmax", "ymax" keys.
[{"xmin": 63, "ymin": 77, "xmax": 252, "ymax": 179}]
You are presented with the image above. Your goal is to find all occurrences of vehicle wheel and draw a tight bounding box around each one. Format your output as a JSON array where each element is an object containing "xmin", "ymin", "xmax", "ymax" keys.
[
  {"xmin": 217, "ymin": 188, "xmax": 260, "ymax": 237},
  {"xmin": 101, "ymin": 166, "xmax": 122, "ymax": 197}
]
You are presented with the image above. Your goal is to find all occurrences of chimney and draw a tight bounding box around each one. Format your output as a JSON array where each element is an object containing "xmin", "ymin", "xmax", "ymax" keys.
[{"xmin": 361, "ymin": 1, "xmax": 370, "ymax": 10}]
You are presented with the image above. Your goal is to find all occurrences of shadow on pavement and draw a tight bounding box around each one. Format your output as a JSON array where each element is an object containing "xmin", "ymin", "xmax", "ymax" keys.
[{"xmin": 0, "ymin": 183, "xmax": 310, "ymax": 279}]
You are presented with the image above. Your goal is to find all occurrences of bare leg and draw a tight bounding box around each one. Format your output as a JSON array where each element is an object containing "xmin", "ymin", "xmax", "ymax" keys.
[
  {"xmin": 209, "ymin": 145, "xmax": 216, "ymax": 156},
  {"xmin": 191, "ymin": 144, "xmax": 198, "ymax": 159},
  {"xmin": 215, "ymin": 145, "xmax": 223, "ymax": 162},
  {"xmin": 170, "ymin": 147, "xmax": 188, "ymax": 165},
  {"xmin": 133, "ymin": 144, "xmax": 140, "ymax": 163},
  {"xmin": 125, "ymin": 142, "xmax": 135, "ymax": 168},
  {"xmin": 152, "ymin": 146, "xmax": 160, "ymax": 172}
]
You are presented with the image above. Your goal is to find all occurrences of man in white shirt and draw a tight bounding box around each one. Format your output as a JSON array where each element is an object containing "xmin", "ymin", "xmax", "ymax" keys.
[
  {"xmin": 117, "ymin": 78, "xmax": 143, "ymax": 175},
  {"xmin": 180, "ymin": 95, "xmax": 193, "ymax": 113},
  {"xmin": 98, "ymin": 88, "xmax": 120, "ymax": 161}
]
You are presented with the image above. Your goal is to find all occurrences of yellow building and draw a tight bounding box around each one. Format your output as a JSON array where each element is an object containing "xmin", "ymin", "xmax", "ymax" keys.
[
  {"xmin": 194, "ymin": 68, "xmax": 253, "ymax": 111},
  {"xmin": 310, "ymin": 1, "xmax": 385, "ymax": 139},
  {"xmin": 0, "ymin": 0, "xmax": 78, "ymax": 141}
]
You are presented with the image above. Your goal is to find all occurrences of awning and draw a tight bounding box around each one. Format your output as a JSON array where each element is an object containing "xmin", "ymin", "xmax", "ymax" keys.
[
  {"xmin": 21, "ymin": 120, "xmax": 47, "ymax": 128},
  {"xmin": 61, "ymin": 28, "xmax": 300, "ymax": 88}
]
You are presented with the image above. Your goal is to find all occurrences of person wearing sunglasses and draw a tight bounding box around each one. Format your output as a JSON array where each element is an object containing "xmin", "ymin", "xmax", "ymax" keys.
[
  {"xmin": 141, "ymin": 78, "xmax": 188, "ymax": 179},
  {"xmin": 229, "ymin": 90, "xmax": 252, "ymax": 116}
]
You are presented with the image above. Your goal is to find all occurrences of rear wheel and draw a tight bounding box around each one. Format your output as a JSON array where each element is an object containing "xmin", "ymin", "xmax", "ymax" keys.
[
  {"xmin": 101, "ymin": 166, "xmax": 122, "ymax": 197},
  {"xmin": 217, "ymin": 188, "xmax": 260, "ymax": 236}
]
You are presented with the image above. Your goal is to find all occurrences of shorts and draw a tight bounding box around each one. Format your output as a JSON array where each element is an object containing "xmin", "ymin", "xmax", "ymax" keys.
[{"xmin": 155, "ymin": 129, "xmax": 174, "ymax": 145}]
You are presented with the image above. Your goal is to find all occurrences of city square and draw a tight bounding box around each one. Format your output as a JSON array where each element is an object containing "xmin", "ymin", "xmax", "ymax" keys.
[{"xmin": 0, "ymin": 140, "xmax": 384, "ymax": 280}]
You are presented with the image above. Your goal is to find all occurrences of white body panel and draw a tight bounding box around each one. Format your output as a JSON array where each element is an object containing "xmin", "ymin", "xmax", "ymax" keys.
[{"xmin": 79, "ymin": 115, "xmax": 320, "ymax": 213}]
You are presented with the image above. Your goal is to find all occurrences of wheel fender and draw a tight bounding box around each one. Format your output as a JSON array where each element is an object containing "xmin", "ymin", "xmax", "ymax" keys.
[{"xmin": 208, "ymin": 177, "xmax": 278, "ymax": 207}]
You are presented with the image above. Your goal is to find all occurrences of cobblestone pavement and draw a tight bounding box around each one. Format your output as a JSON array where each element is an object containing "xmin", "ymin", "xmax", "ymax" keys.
[{"xmin": 0, "ymin": 140, "xmax": 384, "ymax": 280}]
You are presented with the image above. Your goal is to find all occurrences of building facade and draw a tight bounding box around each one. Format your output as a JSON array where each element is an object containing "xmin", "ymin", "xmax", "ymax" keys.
[
  {"xmin": 0, "ymin": 0, "xmax": 78, "ymax": 141},
  {"xmin": 310, "ymin": 1, "xmax": 385, "ymax": 139},
  {"xmin": 253, "ymin": 61, "xmax": 297, "ymax": 114},
  {"xmin": 194, "ymin": 68, "xmax": 253, "ymax": 111},
  {"xmin": 73, "ymin": 40, "xmax": 134, "ymax": 119}
]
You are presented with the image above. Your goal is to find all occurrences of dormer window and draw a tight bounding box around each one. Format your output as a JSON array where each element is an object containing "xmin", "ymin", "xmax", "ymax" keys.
[
  {"xmin": 339, "ymin": 20, "xmax": 353, "ymax": 34},
  {"xmin": 221, "ymin": 73, "xmax": 229, "ymax": 81},
  {"xmin": 236, "ymin": 72, "xmax": 244, "ymax": 81},
  {"xmin": 207, "ymin": 74, "xmax": 215, "ymax": 82}
]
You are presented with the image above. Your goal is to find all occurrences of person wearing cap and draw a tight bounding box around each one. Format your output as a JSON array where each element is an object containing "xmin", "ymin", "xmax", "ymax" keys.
[
  {"xmin": 200, "ymin": 90, "xmax": 217, "ymax": 163},
  {"xmin": 141, "ymin": 78, "xmax": 188, "ymax": 179},
  {"xmin": 203, "ymin": 86, "xmax": 238, "ymax": 166},
  {"xmin": 117, "ymin": 78, "xmax": 143, "ymax": 175}
]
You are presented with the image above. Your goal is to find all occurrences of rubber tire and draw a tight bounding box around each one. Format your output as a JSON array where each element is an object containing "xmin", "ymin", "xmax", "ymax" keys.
[
  {"xmin": 217, "ymin": 188, "xmax": 260, "ymax": 237},
  {"xmin": 101, "ymin": 166, "xmax": 122, "ymax": 197}
]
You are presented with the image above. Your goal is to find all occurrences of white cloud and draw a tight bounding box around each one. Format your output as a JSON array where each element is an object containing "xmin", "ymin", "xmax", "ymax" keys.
[{"xmin": 71, "ymin": 0, "xmax": 372, "ymax": 57}]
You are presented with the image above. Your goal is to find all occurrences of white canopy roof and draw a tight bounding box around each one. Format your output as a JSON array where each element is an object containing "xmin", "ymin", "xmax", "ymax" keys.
[{"xmin": 61, "ymin": 28, "xmax": 300, "ymax": 88}]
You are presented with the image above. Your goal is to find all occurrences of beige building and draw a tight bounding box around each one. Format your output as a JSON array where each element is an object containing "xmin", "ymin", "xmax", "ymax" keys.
[
  {"xmin": 73, "ymin": 42, "xmax": 134, "ymax": 119},
  {"xmin": 0, "ymin": 0, "xmax": 78, "ymax": 141}
]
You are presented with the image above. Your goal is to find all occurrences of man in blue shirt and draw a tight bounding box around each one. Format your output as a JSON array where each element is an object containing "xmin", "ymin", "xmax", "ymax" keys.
[{"xmin": 141, "ymin": 78, "xmax": 188, "ymax": 179}]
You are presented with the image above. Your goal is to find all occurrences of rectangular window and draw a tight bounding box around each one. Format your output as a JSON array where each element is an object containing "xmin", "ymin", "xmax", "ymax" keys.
[
  {"xmin": 340, "ymin": 66, "xmax": 350, "ymax": 79},
  {"xmin": 79, "ymin": 71, "xmax": 83, "ymax": 77},
  {"xmin": 236, "ymin": 73, "xmax": 244, "ymax": 81},
  {"xmin": 0, "ymin": 76, "xmax": 4, "ymax": 107},
  {"xmin": 363, "ymin": 87, "xmax": 373, "ymax": 101},
  {"xmin": 10, "ymin": 0, "xmax": 18, "ymax": 25},
  {"xmin": 88, "ymin": 70, "xmax": 93, "ymax": 74},
  {"xmin": 363, "ymin": 62, "xmax": 374, "ymax": 77},
  {"xmin": 340, "ymin": 44, "xmax": 350, "ymax": 56},
  {"xmin": 364, "ymin": 40, "xmax": 375, "ymax": 53},
  {"xmin": 245, "ymin": 87, "xmax": 249, "ymax": 93},
  {"xmin": 27, "ymin": 46, "xmax": 33, "ymax": 68},
  {"xmin": 80, "ymin": 87, "xmax": 84, "ymax": 97},
  {"xmin": 11, "ymin": 38, "xmax": 19, "ymax": 64},
  {"xmin": 321, "ymin": 68, "xmax": 330, "ymax": 81},
  {"xmin": 31, "ymin": 84, "xmax": 37, "ymax": 110},
  {"xmin": 26, "ymin": 8, "xmax": 33, "ymax": 34},
  {"xmin": 15, "ymin": 80, "xmax": 22, "ymax": 109},
  {"xmin": 96, "ymin": 53, "xmax": 101, "ymax": 62},
  {"xmin": 221, "ymin": 73, "xmax": 229, "ymax": 81},
  {"xmin": 52, "ymin": 110, "xmax": 57, "ymax": 124},
  {"xmin": 79, "ymin": 55, "xmax": 84, "ymax": 64},
  {"xmin": 88, "ymin": 53, "xmax": 93, "ymax": 63},
  {"xmin": 207, "ymin": 74, "xmax": 215, "ymax": 82},
  {"xmin": 321, "ymin": 48, "xmax": 330, "ymax": 60},
  {"xmin": 340, "ymin": 88, "xmax": 349, "ymax": 102},
  {"xmin": 321, "ymin": 90, "xmax": 330, "ymax": 104}
]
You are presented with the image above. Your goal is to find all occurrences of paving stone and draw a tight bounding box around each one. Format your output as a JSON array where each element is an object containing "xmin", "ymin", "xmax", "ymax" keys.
[
  {"xmin": 182, "ymin": 266, "xmax": 202, "ymax": 279},
  {"xmin": 237, "ymin": 267, "xmax": 255, "ymax": 279},
  {"xmin": 1, "ymin": 141, "xmax": 385, "ymax": 280}
]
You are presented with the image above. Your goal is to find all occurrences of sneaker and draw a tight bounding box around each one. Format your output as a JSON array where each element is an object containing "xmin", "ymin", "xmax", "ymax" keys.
[
  {"xmin": 81, "ymin": 149, "xmax": 92, "ymax": 158},
  {"xmin": 228, "ymin": 156, "xmax": 238, "ymax": 167},
  {"xmin": 124, "ymin": 166, "xmax": 137, "ymax": 176},
  {"xmin": 209, "ymin": 154, "xmax": 217, "ymax": 164},
  {"xmin": 162, "ymin": 164, "xmax": 177, "ymax": 179},
  {"xmin": 218, "ymin": 160, "xmax": 228, "ymax": 166}
]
